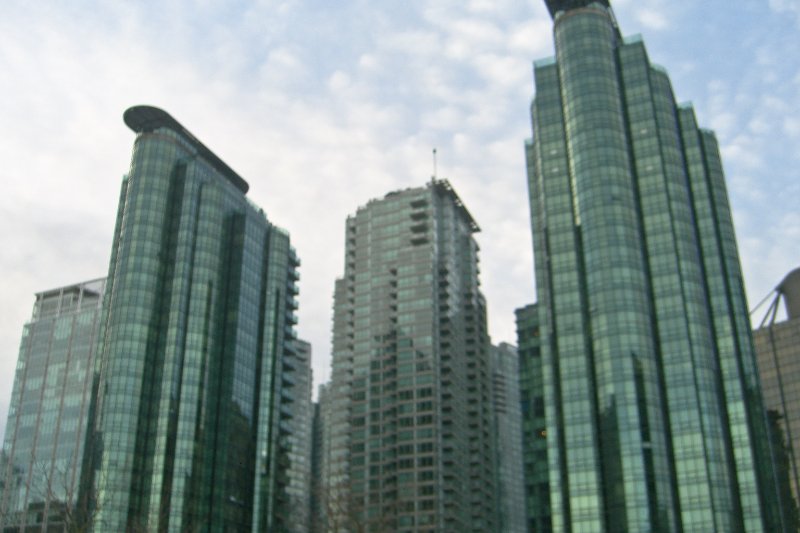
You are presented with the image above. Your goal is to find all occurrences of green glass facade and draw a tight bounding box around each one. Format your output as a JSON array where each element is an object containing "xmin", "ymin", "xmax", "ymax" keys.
[
  {"xmin": 86, "ymin": 106, "xmax": 299, "ymax": 532},
  {"xmin": 285, "ymin": 339, "xmax": 313, "ymax": 533},
  {"xmin": 324, "ymin": 180, "xmax": 497, "ymax": 532},
  {"xmin": 312, "ymin": 383, "xmax": 332, "ymax": 533},
  {"xmin": 526, "ymin": 3, "xmax": 783, "ymax": 532},
  {"xmin": 490, "ymin": 343, "xmax": 527, "ymax": 533},
  {"xmin": 516, "ymin": 303, "xmax": 551, "ymax": 533},
  {"xmin": 1, "ymin": 280, "xmax": 106, "ymax": 532}
]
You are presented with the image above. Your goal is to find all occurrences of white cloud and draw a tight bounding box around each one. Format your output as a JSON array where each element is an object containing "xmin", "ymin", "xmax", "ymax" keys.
[
  {"xmin": 509, "ymin": 18, "xmax": 553, "ymax": 56},
  {"xmin": 358, "ymin": 54, "xmax": 379, "ymax": 70},
  {"xmin": 449, "ymin": 18, "xmax": 507, "ymax": 50},
  {"xmin": 635, "ymin": 8, "xmax": 669, "ymax": 30},
  {"xmin": 770, "ymin": 0, "xmax": 800, "ymax": 20},
  {"xmin": 612, "ymin": 0, "xmax": 674, "ymax": 31},
  {"xmin": 467, "ymin": 0, "xmax": 499, "ymax": 14},
  {"xmin": 709, "ymin": 111, "xmax": 737, "ymax": 139},
  {"xmin": 421, "ymin": 106, "xmax": 467, "ymax": 132},
  {"xmin": 261, "ymin": 47, "xmax": 308, "ymax": 85},
  {"xmin": 747, "ymin": 116, "xmax": 770, "ymax": 135},
  {"xmin": 382, "ymin": 30, "xmax": 442, "ymax": 57},
  {"xmin": 722, "ymin": 134, "xmax": 765, "ymax": 172},
  {"xmin": 785, "ymin": 116, "xmax": 800, "ymax": 138},
  {"xmin": 327, "ymin": 70, "xmax": 351, "ymax": 92},
  {"xmin": 473, "ymin": 53, "xmax": 531, "ymax": 89}
]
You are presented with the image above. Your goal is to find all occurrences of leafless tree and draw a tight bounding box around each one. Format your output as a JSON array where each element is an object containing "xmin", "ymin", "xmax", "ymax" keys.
[
  {"xmin": 315, "ymin": 481, "xmax": 397, "ymax": 533},
  {"xmin": 0, "ymin": 458, "xmax": 98, "ymax": 533}
]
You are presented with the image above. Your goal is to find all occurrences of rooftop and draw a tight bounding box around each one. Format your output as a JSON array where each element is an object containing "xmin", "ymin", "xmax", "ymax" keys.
[
  {"xmin": 431, "ymin": 179, "xmax": 480, "ymax": 233},
  {"xmin": 123, "ymin": 105, "xmax": 250, "ymax": 194},
  {"xmin": 544, "ymin": 0, "xmax": 611, "ymax": 18}
]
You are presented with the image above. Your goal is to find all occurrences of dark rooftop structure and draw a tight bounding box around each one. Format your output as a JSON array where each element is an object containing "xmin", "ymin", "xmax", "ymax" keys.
[
  {"xmin": 778, "ymin": 267, "xmax": 800, "ymax": 320},
  {"xmin": 123, "ymin": 105, "xmax": 249, "ymax": 194},
  {"xmin": 544, "ymin": 0, "xmax": 611, "ymax": 18}
]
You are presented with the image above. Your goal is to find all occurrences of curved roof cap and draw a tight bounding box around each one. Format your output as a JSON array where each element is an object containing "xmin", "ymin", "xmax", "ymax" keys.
[
  {"xmin": 778, "ymin": 267, "xmax": 800, "ymax": 290},
  {"xmin": 778, "ymin": 267, "xmax": 800, "ymax": 320},
  {"xmin": 123, "ymin": 105, "xmax": 249, "ymax": 194},
  {"xmin": 544, "ymin": 0, "xmax": 611, "ymax": 18}
]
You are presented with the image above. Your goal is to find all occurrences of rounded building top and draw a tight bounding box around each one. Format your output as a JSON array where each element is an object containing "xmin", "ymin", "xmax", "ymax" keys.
[
  {"xmin": 123, "ymin": 105, "xmax": 249, "ymax": 195},
  {"xmin": 778, "ymin": 267, "xmax": 800, "ymax": 320},
  {"xmin": 123, "ymin": 105, "xmax": 177, "ymax": 133},
  {"xmin": 544, "ymin": 0, "xmax": 611, "ymax": 18}
]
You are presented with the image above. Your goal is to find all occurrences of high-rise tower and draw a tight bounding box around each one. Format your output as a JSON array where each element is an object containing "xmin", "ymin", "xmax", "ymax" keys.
[
  {"xmin": 1, "ymin": 279, "xmax": 105, "ymax": 531},
  {"xmin": 526, "ymin": 2, "xmax": 783, "ymax": 531},
  {"xmin": 515, "ymin": 303, "xmax": 551, "ymax": 533},
  {"xmin": 753, "ymin": 267, "xmax": 800, "ymax": 530},
  {"xmin": 490, "ymin": 343, "xmax": 527, "ymax": 533},
  {"xmin": 285, "ymin": 339, "xmax": 314, "ymax": 533},
  {"xmin": 87, "ymin": 106, "xmax": 299, "ymax": 532},
  {"xmin": 310, "ymin": 384, "xmax": 331, "ymax": 533},
  {"xmin": 324, "ymin": 180, "xmax": 497, "ymax": 532}
]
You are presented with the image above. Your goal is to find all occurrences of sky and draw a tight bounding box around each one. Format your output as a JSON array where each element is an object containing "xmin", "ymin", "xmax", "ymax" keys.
[{"xmin": 0, "ymin": 0, "xmax": 798, "ymax": 443}]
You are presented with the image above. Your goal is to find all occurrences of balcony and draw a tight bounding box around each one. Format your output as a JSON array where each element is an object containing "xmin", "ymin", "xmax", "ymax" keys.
[{"xmin": 410, "ymin": 223, "xmax": 428, "ymax": 233}]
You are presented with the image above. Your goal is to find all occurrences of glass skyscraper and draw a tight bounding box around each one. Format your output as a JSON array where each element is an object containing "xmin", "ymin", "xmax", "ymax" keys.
[
  {"xmin": 526, "ymin": 1, "xmax": 783, "ymax": 531},
  {"xmin": 490, "ymin": 343, "xmax": 527, "ymax": 533},
  {"xmin": 86, "ymin": 106, "xmax": 299, "ymax": 532},
  {"xmin": 309, "ymin": 384, "xmax": 330, "ymax": 533},
  {"xmin": 1, "ymin": 279, "xmax": 105, "ymax": 532},
  {"xmin": 324, "ymin": 180, "xmax": 497, "ymax": 532},
  {"xmin": 285, "ymin": 339, "xmax": 314, "ymax": 533},
  {"xmin": 516, "ymin": 303, "xmax": 551, "ymax": 533},
  {"xmin": 312, "ymin": 383, "xmax": 333, "ymax": 533}
]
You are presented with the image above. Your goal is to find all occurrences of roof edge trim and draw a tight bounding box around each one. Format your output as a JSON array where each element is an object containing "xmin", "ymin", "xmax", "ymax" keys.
[{"xmin": 123, "ymin": 105, "xmax": 250, "ymax": 194}]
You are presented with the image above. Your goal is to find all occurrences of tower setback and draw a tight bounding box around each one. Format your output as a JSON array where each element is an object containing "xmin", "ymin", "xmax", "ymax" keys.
[
  {"xmin": 86, "ymin": 106, "xmax": 299, "ymax": 532},
  {"xmin": 526, "ymin": 2, "xmax": 784, "ymax": 531},
  {"xmin": 323, "ymin": 180, "xmax": 497, "ymax": 532}
]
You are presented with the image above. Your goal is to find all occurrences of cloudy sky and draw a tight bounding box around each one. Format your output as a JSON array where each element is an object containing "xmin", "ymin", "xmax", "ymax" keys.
[{"xmin": 1, "ymin": 0, "xmax": 798, "ymax": 442}]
